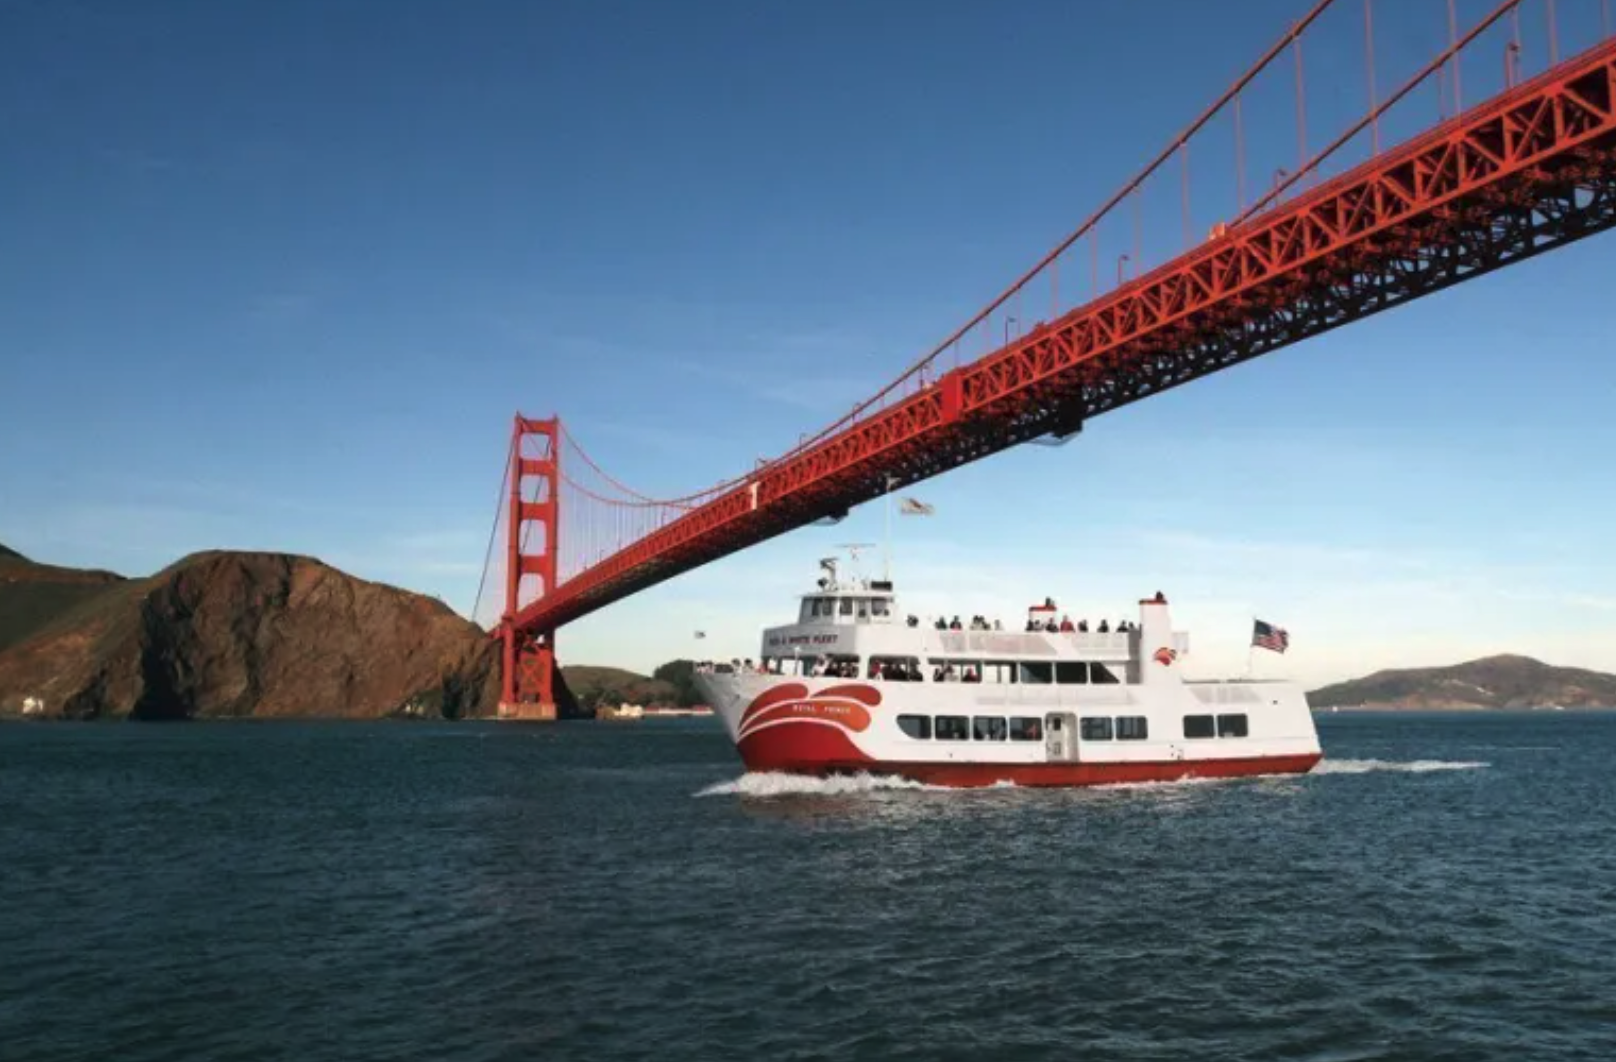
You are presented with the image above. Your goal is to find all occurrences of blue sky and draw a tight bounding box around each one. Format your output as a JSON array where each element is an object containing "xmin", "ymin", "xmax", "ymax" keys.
[{"xmin": 2, "ymin": 0, "xmax": 1613, "ymax": 687}]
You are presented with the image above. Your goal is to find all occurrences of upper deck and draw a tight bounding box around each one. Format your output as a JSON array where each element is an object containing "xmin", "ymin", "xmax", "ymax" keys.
[{"xmin": 747, "ymin": 562, "xmax": 1189, "ymax": 682}]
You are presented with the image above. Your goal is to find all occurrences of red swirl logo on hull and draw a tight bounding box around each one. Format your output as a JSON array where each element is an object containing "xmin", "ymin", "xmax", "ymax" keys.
[
  {"xmin": 736, "ymin": 682, "xmax": 879, "ymax": 743},
  {"xmin": 1153, "ymin": 646, "xmax": 1178, "ymax": 666}
]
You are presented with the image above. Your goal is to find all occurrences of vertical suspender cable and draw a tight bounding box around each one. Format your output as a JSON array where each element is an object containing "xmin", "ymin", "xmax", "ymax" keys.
[
  {"xmin": 1131, "ymin": 189, "xmax": 1141, "ymax": 278},
  {"xmin": 1235, "ymin": 92, "xmax": 1247, "ymax": 209},
  {"xmin": 1181, "ymin": 142, "xmax": 1191, "ymax": 250},
  {"xmin": 1448, "ymin": 0, "xmax": 1462, "ymax": 113},
  {"xmin": 1293, "ymin": 32, "xmax": 1308, "ymax": 183},
  {"xmin": 1365, "ymin": 0, "xmax": 1380, "ymax": 155}
]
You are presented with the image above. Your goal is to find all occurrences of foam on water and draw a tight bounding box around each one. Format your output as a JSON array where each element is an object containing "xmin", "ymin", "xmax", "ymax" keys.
[
  {"xmin": 1313, "ymin": 758, "xmax": 1489, "ymax": 775},
  {"xmin": 694, "ymin": 771, "xmax": 943, "ymax": 798},
  {"xmin": 697, "ymin": 760, "xmax": 1489, "ymax": 796}
]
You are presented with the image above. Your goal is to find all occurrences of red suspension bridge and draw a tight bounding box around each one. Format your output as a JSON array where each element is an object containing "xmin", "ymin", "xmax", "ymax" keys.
[{"xmin": 475, "ymin": 0, "xmax": 1616, "ymax": 718}]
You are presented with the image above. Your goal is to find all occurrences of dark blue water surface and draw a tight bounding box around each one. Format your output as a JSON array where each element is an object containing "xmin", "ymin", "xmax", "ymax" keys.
[{"xmin": 3, "ymin": 712, "xmax": 1614, "ymax": 1062}]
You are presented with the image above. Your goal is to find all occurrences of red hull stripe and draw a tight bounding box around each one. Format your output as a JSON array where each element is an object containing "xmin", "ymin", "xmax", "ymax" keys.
[
  {"xmin": 736, "ymin": 721, "xmax": 1320, "ymax": 788},
  {"xmin": 791, "ymin": 753, "xmax": 1324, "ymax": 788}
]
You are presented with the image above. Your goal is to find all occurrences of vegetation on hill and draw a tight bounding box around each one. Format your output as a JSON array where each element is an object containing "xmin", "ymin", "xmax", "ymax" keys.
[
  {"xmin": 0, "ymin": 544, "xmax": 127, "ymax": 655},
  {"xmin": 652, "ymin": 659, "xmax": 703, "ymax": 707},
  {"xmin": 1309, "ymin": 654, "xmax": 1616, "ymax": 709},
  {"xmin": 561, "ymin": 665, "xmax": 679, "ymax": 712},
  {"xmin": 560, "ymin": 659, "xmax": 705, "ymax": 714}
]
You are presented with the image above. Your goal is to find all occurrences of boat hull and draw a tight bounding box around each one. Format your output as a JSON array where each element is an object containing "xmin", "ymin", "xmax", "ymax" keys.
[
  {"xmin": 736, "ymin": 716, "xmax": 1321, "ymax": 787},
  {"xmin": 697, "ymin": 670, "xmax": 1324, "ymax": 790}
]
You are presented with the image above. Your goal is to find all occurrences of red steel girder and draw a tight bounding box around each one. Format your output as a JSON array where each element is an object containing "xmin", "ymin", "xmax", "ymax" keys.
[{"xmin": 513, "ymin": 38, "xmax": 1616, "ymax": 637}]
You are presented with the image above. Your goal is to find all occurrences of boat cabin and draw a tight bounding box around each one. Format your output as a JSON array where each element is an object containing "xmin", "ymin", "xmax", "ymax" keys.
[{"xmin": 734, "ymin": 562, "xmax": 1189, "ymax": 687}]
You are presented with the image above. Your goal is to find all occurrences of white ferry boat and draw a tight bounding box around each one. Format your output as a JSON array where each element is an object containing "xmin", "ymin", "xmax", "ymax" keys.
[{"xmin": 694, "ymin": 560, "xmax": 1322, "ymax": 788}]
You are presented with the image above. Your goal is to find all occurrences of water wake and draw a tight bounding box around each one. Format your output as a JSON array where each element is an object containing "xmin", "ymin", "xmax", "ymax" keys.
[
  {"xmin": 695, "ymin": 772, "xmax": 941, "ymax": 798},
  {"xmin": 1313, "ymin": 758, "xmax": 1489, "ymax": 775}
]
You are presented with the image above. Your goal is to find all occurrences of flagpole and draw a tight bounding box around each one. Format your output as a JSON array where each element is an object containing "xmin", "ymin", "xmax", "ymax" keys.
[
  {"xmin": 1245, "ymin": 616, "xmax": 1255, "ymax": 680},
  {"xmin": 883, "ymin": 476, "xmax": 894, "ymax": 582}
]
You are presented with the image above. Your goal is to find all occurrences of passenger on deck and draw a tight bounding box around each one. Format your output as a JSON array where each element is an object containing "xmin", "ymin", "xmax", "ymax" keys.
[
  {"xmin": 868, "ymin": 661, "xmax": 883, "ymax": 680},
  {"xmin": 932, "ymin": 665, "xmax": 945, "ymax": 682},
  {"xmin": 964, "ymin": 667, "xmax": 981, "ymax": 684},
  {"xmin": 1044, "ymin": 618, "xmax": 1059, "ymax": 633},
  {"xmin": 1098, "ymin": 620, "xmax": 1110, "ymax": 633},
  {"xmin": 993, "ymin": 619, "xmax": 1003, "ymax": 631},
  {"xmin": 1153, "ymin": 590, "xmax": 1167, "ymax": 603},
  {"xmin": 1059, "ymin": 615, "xmax": 1075, "ymax": 633},
  {"xmin": 935, "ymin": 617, "xmax": 948, "ymax": 630},
  {"xmin": 949, "ymin": 616, "xmax": 963, "ymax": 631},
  {"xmin": 943, "ymin": 665, "xmax": 957, "ymax": 682},
  {"xmin": 907, "ymin": 615, "xmax": 919, "ymax": 628},
  {"xmin": 1078, "ymin": 619, "xmax": 1089, "ymax": 632}
]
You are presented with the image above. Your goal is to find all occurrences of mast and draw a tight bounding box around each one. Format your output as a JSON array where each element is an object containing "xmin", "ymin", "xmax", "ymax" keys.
[{"xmin": 882, "ymin": 475, "xmax": 895, "ymax": 582}]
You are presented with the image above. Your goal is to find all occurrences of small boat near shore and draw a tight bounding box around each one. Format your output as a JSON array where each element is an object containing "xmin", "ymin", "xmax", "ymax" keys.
[{"xmin": 694, "ymin": 559, "xmax": 1322, "ymax": 788}]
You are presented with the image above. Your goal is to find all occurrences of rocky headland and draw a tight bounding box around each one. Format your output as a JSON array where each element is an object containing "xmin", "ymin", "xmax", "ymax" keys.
[{"xmin": 0, "ymin": 545, "xmax": 504, "ymax": 720}]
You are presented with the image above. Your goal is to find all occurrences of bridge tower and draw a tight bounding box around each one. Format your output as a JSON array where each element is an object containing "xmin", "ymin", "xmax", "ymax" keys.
[{"xmin": 499, "ymin": 415, "xmax": 559, "ymax": 720}]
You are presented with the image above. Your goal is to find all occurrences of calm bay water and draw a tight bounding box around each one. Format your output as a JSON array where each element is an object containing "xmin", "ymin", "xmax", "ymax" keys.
[{"xmin": 2, "ymin": 712, "xmax": 1614, "ymax": 1061}]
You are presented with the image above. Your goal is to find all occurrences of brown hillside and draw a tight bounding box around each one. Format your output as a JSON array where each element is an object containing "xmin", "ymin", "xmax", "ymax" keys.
[
  {"xmin": 0, "ymin": 551, "xmax": 500, "ymax": 720},
  {"xmin": 0, "ymin": 544, "xmax": 127, "ymax": 654}
]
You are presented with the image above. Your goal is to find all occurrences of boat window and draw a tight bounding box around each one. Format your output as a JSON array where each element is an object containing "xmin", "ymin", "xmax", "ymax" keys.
[
  {"xmin": 1090, "ymin": 663, "xmax": 1120, "ymax": 685},
  {"xmin": 984, "ymin": 662, "xmax": 1016, "ymax": 684},
  {"xmin": 1217, "ymin": 713, "xmax": 1249, "ymax": 738},
  {"xmin": 871, "ymin": 598, "xmax": 890, "ymax": 617},
  {"xmin": 1116, "ymin": 716, "xmax": 1149, "ymax": 741},
  {"xmin": 934, "ymin": 715, "xmax": 969, "ymax": 741},
  {"xmin": 972, "ymin": 716, "xmax": 1007, "ymax": 741},
  {"xmin": 1018, "ymin": 662, "xmax": 1053, "ymax": 685},
  {"xmin": 1055, "ymin": 661, "xmax": 1087, "ymax": 685},
  {"xmin": 1009, "ymin": 717, "xmax": 1044, "ymax": 741},
  {"xmin": 1079, "ymin": 717, "xmax": 1114, "ymax": 741},
  {"xmin": 839, "ymin": 597, "xmax": 854, "ymax": 616},
  {"xmin": 870, "ymin": 656, "xmax": 920, "ymax": 681},
  {"xmin": 857, "ymin": 598, "xmax": 870, "ymax": 619},
  {"xmin": 896, "ymin": 715, "xmax": 931, "ymax": 740},
  {"xmin": 800, "ymin": 600, "xmax": 814, "ymax": 623},
  {"xmin": 1183, "ymin": 714, "xmax": 1216, "ymax": 739}
]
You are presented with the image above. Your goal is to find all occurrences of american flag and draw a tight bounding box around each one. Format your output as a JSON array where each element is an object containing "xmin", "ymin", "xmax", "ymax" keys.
[{"xmin": 1252, "ymin": 619, "xmax": 1290, "ymax": 654}]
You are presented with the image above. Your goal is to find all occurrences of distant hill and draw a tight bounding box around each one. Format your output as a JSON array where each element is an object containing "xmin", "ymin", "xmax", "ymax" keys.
[
  {"xmin": 562, "ymin": 665, "xmax": 679, "ymax": 713},
  {"xmin": 0, "ymin": 548, "xmax": 500, "ymax": 720},
  {"xmin": 1309, "ymin": 654, "xmax": 1616, "ymax": 709}
]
